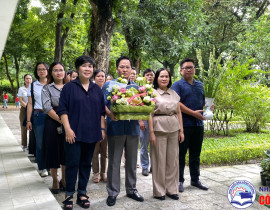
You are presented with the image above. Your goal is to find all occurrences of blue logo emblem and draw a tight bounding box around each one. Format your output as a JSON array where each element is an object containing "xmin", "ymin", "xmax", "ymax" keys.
[{"xmin": 227, "ymin": 180, "xmax": 256, "ymax": 209}]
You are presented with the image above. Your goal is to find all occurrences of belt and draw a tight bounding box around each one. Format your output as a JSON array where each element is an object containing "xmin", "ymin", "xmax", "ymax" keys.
[{"xmin": 34, "ymin": 109, "xmax": 44, "ymax": 112}]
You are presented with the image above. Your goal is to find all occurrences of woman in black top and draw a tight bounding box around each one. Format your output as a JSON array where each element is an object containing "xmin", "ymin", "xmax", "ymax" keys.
[{"xmin": 58, "ymin": 56, "xmax": 106, "ymax": 210}]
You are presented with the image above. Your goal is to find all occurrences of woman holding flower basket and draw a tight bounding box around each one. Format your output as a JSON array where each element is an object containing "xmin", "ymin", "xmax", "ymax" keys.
[{"xmin": 148, "ymin": 68, "xmax": 184, "ymax": 201}]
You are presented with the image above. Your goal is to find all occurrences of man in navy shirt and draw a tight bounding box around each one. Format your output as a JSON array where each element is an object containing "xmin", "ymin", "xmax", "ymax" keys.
[
  {"xmin": 172, "ymin": 58, "xmax": 208, "ymax": 192},
  {"xmin": 102, "ymin": 56, "xmax": 144, "ymax": 206}
]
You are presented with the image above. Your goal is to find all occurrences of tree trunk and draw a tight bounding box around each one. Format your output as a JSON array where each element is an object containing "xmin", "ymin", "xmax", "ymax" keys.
[
  {"xmin": 3, "ymin": 53, "xmax": 16, "ymax": 99},
  {"xmin": 14, "ymin": 56, "xmax": 20, "ymax": 92},
  {"xmin": 163, "ymin": 60, "xmax": 175, "ymax": 77},
  {"xmin": 54, "ymin": 0, "xmax": 78, "ymax": 62},
  {"xmin": 88, "ymin": 0, "xmax": 115, "ymax": 73}
]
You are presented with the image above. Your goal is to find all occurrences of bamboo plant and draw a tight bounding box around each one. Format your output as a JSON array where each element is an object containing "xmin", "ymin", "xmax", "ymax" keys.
[{"xmin": 196, "ymin": 48, "xmax": 230, "ymax": 98}]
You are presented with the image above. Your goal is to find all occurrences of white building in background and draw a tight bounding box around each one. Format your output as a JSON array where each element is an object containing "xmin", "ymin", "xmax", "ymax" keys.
[{"xmin": 0, "ymin": 0, "xmax": 19, "ymax": 59}]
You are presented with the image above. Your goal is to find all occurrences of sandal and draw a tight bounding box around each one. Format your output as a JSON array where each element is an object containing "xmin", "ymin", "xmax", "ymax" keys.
[
  {"xmin": 62, "ymin": 195, "xmax": 73, "ymax": 210},
  {"xmin": 92, "ymin": 173, "xmax": 100, "ymax": 183},
  {"xmin": 76, "ymin": 193, "xmax": 90, "ymax": 209}
]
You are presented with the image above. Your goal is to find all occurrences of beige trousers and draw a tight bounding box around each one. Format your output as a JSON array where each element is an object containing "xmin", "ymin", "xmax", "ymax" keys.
[
  {"xmin": 151, "ymin": 131, "xmax": 179, "ymax": 197},
  {"xmin": 92, "ymin": 137, "xmax": 108, "ymax": 174},
  {"xmin": 19, "ymin": 107, "xmax": 27, "ymax": 147}
]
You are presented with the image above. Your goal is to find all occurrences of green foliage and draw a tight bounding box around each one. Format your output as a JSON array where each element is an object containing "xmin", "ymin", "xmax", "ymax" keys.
[
  {"xmin": 233, "ymin": 84, "xmax": 270, "ymax": 133},
  {"xmin": 196, "ymin": 48, "xmax": 231, "ymax": 98},
  {"xmin": 199, "ymin": 131, "xmax": 270, "ymax": 165}
]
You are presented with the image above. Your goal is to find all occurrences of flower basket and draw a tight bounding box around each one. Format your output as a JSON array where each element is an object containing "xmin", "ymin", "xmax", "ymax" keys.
[
  {"xmin": 111, "ymin": 104, "xmax": 155, "ymax": 120},
  {"xmin": 106, "ymin": 76, "xmax": 156, "ymax": 120}
]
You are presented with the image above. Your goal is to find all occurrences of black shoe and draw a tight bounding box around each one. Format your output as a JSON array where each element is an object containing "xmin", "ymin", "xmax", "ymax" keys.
[
  {"xmin": 179, "ymin": 182, "xmax": 184, "ymax": 192},
  {"xmin": 154, "ymin": 196, "xmax": 165, "ymax": 200},
  {"xmin": 142, "ymin": 168, "xmax": 149, "ymax": 176},
  {"xmin": 166, "ymin": 193, "xmax": 179, "ymax": 200},
  {"xmin": 127, "ymin": 190, "xmax": 144, "ymax": 202},
  {"xmin": 106, "ymin": 196, "xmax": 116, "ymax": 206},
  {"xmin": 191, "ymin": 180, "xmax": 208, "ymax": 190}
]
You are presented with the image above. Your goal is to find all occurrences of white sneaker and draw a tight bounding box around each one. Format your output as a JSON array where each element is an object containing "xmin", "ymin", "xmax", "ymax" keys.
[{"xmin": 40, "ymin": 169, "xmax": 48, "ymax": 177}]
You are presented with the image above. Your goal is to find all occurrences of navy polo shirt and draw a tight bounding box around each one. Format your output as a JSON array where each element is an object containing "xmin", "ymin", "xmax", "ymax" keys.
[
  {"xmin": 171, "ymin": 78, "xmax": 204, "ymax": 127},
  {"xmin": 102, "ymin": 79, "xmax": 140, "ymax": 136},
  {"xmin": 57, "ymin": 78, "xmax": 105, "ymax": 143}
]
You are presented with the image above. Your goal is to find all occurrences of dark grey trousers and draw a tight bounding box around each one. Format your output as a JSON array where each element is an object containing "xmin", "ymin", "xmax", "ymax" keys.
[{"xmin": 106, "ymin": 135, "xmax": 139, "ymax": 197}]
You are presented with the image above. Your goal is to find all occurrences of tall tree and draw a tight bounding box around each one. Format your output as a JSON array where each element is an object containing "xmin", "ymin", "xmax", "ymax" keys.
[
  {"xmin": 54, "ymin": 0, "xmax": 78, "ymax": 62},
  {"xmin": 88, "ymin": 0, "xmax": 115, "ymax": 72}
]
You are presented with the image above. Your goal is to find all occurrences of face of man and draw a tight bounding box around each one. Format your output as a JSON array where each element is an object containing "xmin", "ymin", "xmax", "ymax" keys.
[
  {"xmin": 116, "ymin": 59, "xmax": 132, "ymax": 80},
  {"xmin": 144, "ymin": 72, "xmax": 155, "ymax": 84},
  {"xmin": 180, "ymin": 61, "xmax": 196, "ymax": 82}
]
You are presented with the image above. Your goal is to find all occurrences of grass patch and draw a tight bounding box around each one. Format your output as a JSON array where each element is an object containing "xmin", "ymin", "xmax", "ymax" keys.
[{"xmin": 199, "ymin": 129, "xmax": 270, "ymax": 166}]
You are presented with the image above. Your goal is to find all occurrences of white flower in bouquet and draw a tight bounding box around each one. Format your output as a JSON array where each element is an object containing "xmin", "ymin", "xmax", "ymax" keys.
[
  {"xmin": 145, "ymin": 84, "xmax": 152, "ymax": 91},
  {"xmin": 112, "ymin": 84, "xmax": 120, "ymax": 92},
  {"xmin": 121, "ymin": 78, "xmax": 128, "ymax": 84},
  {"xmin": 143, "ymin": 96, "xmax": 151, "ymax": 104}
]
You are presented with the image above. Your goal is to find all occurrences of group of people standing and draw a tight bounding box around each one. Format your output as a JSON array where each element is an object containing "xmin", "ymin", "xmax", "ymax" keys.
[{"xmin": 17, "ymin": 55, "xmax": 209, "ymax": 209}]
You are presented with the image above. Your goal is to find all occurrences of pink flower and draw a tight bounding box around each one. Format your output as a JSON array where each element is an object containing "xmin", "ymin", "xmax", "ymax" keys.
[
  {"xmin": 112, "ymin": 95, "xmax": 119, "ymax": 100},
  {"xmin": 138, "ymin": 86, "xmax": 146, "ymax": 93},
  {"xmin": 119, "ymin": 87, "xmax": 126, "ymax": 93}
]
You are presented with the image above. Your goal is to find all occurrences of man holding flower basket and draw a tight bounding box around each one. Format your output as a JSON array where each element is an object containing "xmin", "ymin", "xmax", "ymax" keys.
[{"xmin": 102, "ymin": 56, "xmax": 155, "ymax": 206}]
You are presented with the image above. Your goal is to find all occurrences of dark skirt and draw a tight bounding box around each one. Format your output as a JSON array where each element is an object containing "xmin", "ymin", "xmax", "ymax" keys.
[{"xmin": 43, "ymin": 116, "xmax": 65, "ymax": 168}]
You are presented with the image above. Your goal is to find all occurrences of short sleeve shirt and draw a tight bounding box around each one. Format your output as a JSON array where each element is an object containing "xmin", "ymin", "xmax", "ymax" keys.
[
  {"xmin": 41, "ymin": 82, "xmax": 62, "ymax": 114},
  {"xmin": 171, "ymin": 78, "xmax": 204, "ymax": 127},
  {"xmin": 27, "ymin": 80, "xmax": 45, "ymax": 109},
  {"xmin": 18, "ymin": 86, "xmax": 28, "ymax": 104},
  {"xmin": 152, "ymin": 88, "xmax": 180, "ymax": 132}
]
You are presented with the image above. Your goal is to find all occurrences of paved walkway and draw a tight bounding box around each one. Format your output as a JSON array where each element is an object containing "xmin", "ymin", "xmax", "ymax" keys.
[{"xmin": 0, "ymin": 109, "xmax": 268, "ymax": 209}]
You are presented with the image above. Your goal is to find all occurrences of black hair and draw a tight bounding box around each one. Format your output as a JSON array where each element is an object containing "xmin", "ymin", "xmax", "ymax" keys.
[
  {"xmin": 143, "ymin": 68, "xmax": 155, "ymax": 77},
  {"xmin": 70, "ymin": 70, "xmax": 78, "ymax": 78},
  {"xmin": 180, "ymin": 58, "xmax": 195, "ymax": 68},
  {"xmin": 116, "ymin": 56, "xmax": 133, "ymax": 68},
  {"xmin": 48, "ymin": 62, "xmax": 66, "ymax": 84},
  {"xmin": 34, "ymin": 62, "xmax": 49, "ymax": 80},
  {"xmin": 23, "ymin": 74, "xmax": 32, "ymax": 86},
  {"xmin": 153, "ymin": 68, "xmax": 172, "ymax": 89},
  {"xmin": 75, "ymin": 55, "xmax": 95, "ymax": 70},
  {"xmin": 106, "ymin": 74, "xmax": 114, "ymax": 81},
  {"xmin": 93, "ymin": 70, "xmax": 105, "ymax": 79},
  {"xmin": 67, "ymin": 70, "xmax": 72, "ymax": 75}
]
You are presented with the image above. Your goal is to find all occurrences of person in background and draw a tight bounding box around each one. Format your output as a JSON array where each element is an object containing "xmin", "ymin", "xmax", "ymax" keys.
[
  {"xmin": 65, "ymin": 70, "xmax": 72, "ymax": 83},
  {"xmin": 70, "ymin": 70, "xmax": 78, "ymax": 81},
  {"xmin": 18, "ymin": 74, "xmax": 33, "ymax": 151},
  {"xmin": 15, "ymin": 95, "xmax": 20, "ymax": 108},
  {"xmin": 129, "ymin": 67, "xmax": 137, "ymax": 82},
  {"xmin": 148, "ymin": 68, "xmax": 184, "ymax": 201},
  {"xmin": 102, "ymin": 56, "xmax": 144, "ymax": 207},
  {"xmin": 26, "ymin": 62, "xmax": 49, "ymax": 177},
  {"xmin": 92, "ymin": 70, "xmax": 108, "ymax": 183},
  {"xmin": 106, "ymin": 74, "xmax": 114, "ymax": 82},
  {"xmin": 139, "ymin": 69, "xmax": 155, "ymax": 176},
  {"xmin": 171, "ymin": 58, "xmax": 208, "ymax": 193},
  {"xmin": 58, "ymin": 56, "xmax": 105, "ymax": 209},
  {"xmin": 3, "ymin": 91, "xmax": 8, "ymax": 109},
  {"xmin": 42, "ymin": 62, "xmax": 66, "ymax": 194}
]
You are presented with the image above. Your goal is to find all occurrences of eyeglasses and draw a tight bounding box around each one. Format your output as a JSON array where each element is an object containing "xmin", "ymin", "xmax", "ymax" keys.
[
  {"xmin": 52, "ymin": 69, "xmax": 64, "ymax": 73},
  {"xmin": 181, "ymin": 66, "xmax": 195, "ymax": 71},
  {"xmin": 37, "ymin": 68, "xmax": 47, "ymax": 72}
]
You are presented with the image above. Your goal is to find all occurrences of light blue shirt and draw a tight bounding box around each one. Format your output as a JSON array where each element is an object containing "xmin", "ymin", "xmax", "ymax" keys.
[
  {"xmin": 27, "ymin": 80, "xmax": 45, "ymax": 109},
  {"xmin": 18, "ymin": 86, "xmax": 29, "ymax": 104}
]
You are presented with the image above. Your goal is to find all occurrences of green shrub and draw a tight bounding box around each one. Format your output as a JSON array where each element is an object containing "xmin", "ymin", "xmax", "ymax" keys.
[{"xmin": 197, "ymin": 131, "xmax": 270, "ymax": 165}]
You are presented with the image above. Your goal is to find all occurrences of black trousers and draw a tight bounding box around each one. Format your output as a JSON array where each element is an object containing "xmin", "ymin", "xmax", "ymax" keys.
[
  {"xmin": 65, "ymin": 141, "xmax": 96, "ymax": 196},
  {"xmin": 179, "ymin": 126, "xmax": 204, "ymax": 182}
]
